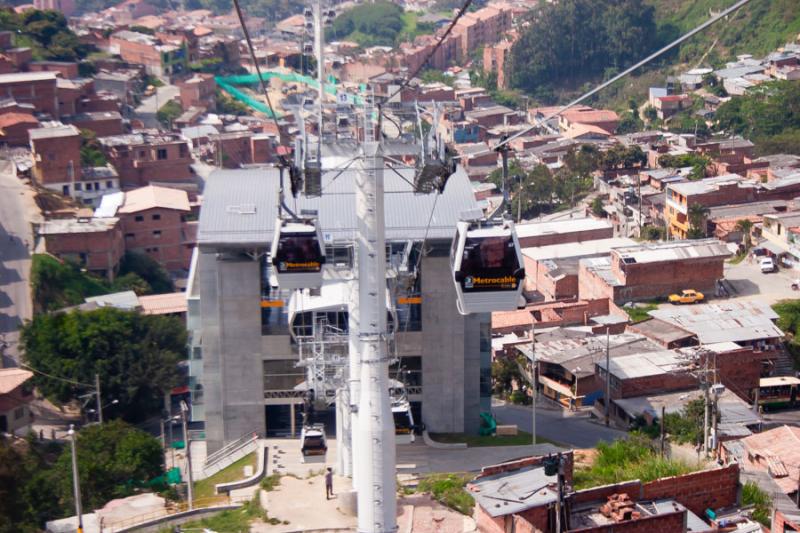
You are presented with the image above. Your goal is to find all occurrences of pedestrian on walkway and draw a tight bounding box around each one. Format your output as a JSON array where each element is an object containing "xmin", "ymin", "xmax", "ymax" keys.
[{"xmin": 325, "ymin": 467, "xmax": 333, "ymax": 499}]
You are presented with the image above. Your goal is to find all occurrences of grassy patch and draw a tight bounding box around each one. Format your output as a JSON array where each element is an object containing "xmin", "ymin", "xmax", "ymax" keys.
[
  {"xmin": 261, "ymin": 473, "xmax": 281, "ymax": 491},
  {"xmin": 741, "ymin": 481, "xmax": 771, "ymax": 527},
  {"xmin": 416, "ymin": 473, "xmax": 474, "ymax": 515},
  {"xmin": 193, "ymin": 452, "xmax": 257, "ymax": 502},
  {"xmin": 169, "ymin": 496, "xmax": 267, "ymax": 533},
  {"xmin": 624, "ymin": 302, "xmax": 659, "ymax": 323},
  {"xmin": 428, "ymin": 431, "xmax": 555, "ymax": 447},
  {"xmin": 727, "ymin": 252, "xmax": 746, "ymax": 265},
  {"xmin": 573, "ymin": 434, "xmax": 696, "ymax": 490}
]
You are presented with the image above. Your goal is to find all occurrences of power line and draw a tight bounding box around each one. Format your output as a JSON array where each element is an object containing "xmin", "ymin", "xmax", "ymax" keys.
[
  {"xmin": 466, "ymin": 0, "xmax": 755, "ymax": 159},
  {"xmin": 18, "ymin": 362, "xmax": 94, "ymax": 388},
  {"xmin": 385, "ymin": 0, "xmax": 476, "ymax": 103},
  {"xmin": 231, "ymin": 0, "xmax": 284, "ymax": 144}
]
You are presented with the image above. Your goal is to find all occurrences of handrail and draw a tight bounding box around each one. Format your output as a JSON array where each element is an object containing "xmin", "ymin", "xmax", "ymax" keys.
[
  {"xmin": 204, "ymin": 431, "xmax": 257, "ymax": 468},
  {"xmin": 103, "ymin": 496, "xmax": 241, "ymax": 532}
]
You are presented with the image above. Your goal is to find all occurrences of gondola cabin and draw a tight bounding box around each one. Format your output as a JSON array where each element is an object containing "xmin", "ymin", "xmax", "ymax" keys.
[
  {"xmin": 393, "ymin": 399, "xmax": 416, "ymax": 445},
  {"xmin": 300, "ymin": 423, "xmax": 327, "ymax": 463},
  {"xmin": 451, "ymin": 220, "xmax": 524, "ymax": 314},
  {"xmin": 271, "ymin": 219, "xmax": 325, "ymax": 290}
]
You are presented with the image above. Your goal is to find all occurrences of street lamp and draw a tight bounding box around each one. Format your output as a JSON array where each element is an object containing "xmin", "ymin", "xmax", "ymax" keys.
[
  {"xmin": 180, "ymin": 401, "xmax": 194, "ymax": 510},
  {"xmin": 68, "ymin": 424, "xmax": 83, "ymax": 533},
  {"xmin": 86, "ymin": 399, "xmax": 119, "ymax": 423}
]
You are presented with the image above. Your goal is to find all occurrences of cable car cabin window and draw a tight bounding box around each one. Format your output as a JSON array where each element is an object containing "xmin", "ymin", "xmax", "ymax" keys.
[
  {"xmin": 302, "ymin": 436, "xmax": 326, "ymax": 453},
  {"xmin": 393, "ymin": 410, "xmax": 412, "ymax": 432},
  {"xmin": 274, "ymin": 235, "xmax": 322, "ymax": 273},
  {"xmin": 457, "ymin": 236, "xmax": 520, "ymax": 292}
]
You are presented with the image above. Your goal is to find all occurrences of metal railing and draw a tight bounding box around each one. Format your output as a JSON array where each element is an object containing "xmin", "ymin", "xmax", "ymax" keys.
[
  {"xmin": 103, "ymin": 495, "xmax": 249, "ymax": 532},
  {"xmin": 200, "ymin": 432, "xmax": 259, "ymax": 479}
]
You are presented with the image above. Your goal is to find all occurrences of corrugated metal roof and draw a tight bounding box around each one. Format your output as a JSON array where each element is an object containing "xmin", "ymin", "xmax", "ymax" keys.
[
  {"xmin": 197, "ymin": 164, "xmax": 478, "ymax": 246},
  {"xmin": 469, "ymin": 466, "xmax": 558, "ymax": 517}
]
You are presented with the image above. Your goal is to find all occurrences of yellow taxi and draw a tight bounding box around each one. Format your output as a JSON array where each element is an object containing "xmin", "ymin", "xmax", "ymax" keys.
[{"xmin": 668, "ymin": 289, "xmax": 704, "ymax": 304}]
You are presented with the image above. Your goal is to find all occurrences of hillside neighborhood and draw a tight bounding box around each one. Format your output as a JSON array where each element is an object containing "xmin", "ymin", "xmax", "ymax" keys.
[{"xmin": 3, "ymin": 0, "xmax": 800, "ymax": 532}]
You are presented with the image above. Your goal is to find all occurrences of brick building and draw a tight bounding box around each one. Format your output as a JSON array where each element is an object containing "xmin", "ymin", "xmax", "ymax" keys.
[
  {"xmin": 665, "ymin": 175, "xmax": 756, "ymax": 238},
  {"xmin": 109, "ymin": 30, "xmax": 188, "ymax": 78},
  {"xmin": 0, "ymin": 368, "xmax": 34, "ymax": 436},
  {"xmin": 522, "ymin": 237, "xmax": 636, "ymax": 301},
  {"xmin": 0, "ymin": 72, "xmax": 59, "ymax": 117},
  {"xmin": 483, "ymin": 39, "xmax": 513, "ymax": 89},
  {"xmin": 559, "ymin": 108, "xmax": 620, "ymax": 135},
  {"xmin": 28, "ymin": 60, "xmax": 79, "ymax": 79},
  {"xmin": 98, "ymin": 132, "xmax": 194, "ymax": 188},
  {"xmin": 99, "ymin": 185, "xmax": 195, "ymax": 271},
  {"xmin": 177, "ymin": 73, "xmax": 216, "ymax": 111},
  {"xmin": 0, "ymin": 112, "xmax": 39, "ymax": 146},
  {"xmin": 578, "ymin": 239, "xmax": 731, "ymax": 304},
  {"xmin": 210, "ymin": 131, "xmax": 277, "ymax": 168},
  {"xmin": 67, "ymin": 111, "xmax": 124, "ymax": 137},
  {"xmin": 472, "ymin": 453, "xmax": 741, "ymax": 533},
  {"xmin": 38, "ymin": 216, "xmax": 124, "ymax": 280},
  {"xmin": 492, "ymin": 299, "xmax": 612, "ymax": 336},
  {"xmin": 597, "ymin": 344, "xmax": 761, "ymax": 405},
  {"xmin": 29, "ymin": 124, "xmax": 82, "ymax": 190},
  {"xmin": 33, "ymin": 0, "xmax": 76, "ymax": 16}
]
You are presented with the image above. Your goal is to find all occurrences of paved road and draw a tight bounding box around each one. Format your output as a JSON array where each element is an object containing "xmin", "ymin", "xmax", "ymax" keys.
[
  {"xmin": 0, "ymin": 163, "xmax": 36, "ymax": 366},
  {"xmin": 493, "ymin": 401, "xmax": 626, "ymax": 449},
  {"xmin": 134, "ymin": 84, "xmax": 179, "ymax": 128}
]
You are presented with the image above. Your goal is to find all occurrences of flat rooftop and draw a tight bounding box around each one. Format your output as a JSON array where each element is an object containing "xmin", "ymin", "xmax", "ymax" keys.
[
  {"xmin": 613, "ymin": 238, "xmax": 732, "ymax": 264},
  {"xmin": 522, "ymin": 237, "xmax": 636, "ymax": 262},
  {"xmin": 38, "ymin": 217, "xmax": 119, "ymax": 234},
  {"xmin": 516, "ymin": 217, "xmax": 612, "ymax": 239},
  {"xmin": 469, "ymin": 466, "xmax": 558, "ymax": 517},
  {"xmin": 29, "ymin": 124, "xmax": 80, "ymax": 140},
  {"xmin": 0, "ymin": 71, "xmax": 58, "ymax": 83},
  {"xmin": 668, "ymin": 174, "xmax": 751, "ymax": 196}
]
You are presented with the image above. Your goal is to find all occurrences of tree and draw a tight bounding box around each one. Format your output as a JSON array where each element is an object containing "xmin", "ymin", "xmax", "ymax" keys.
[
  {"xmin": 687, "ymin": 203, "xmax": 710, "ymax": 239},
  {"xmin": 54, "ymin": 421, "xmax": 164, "ymax": 512},
  {"xmin": 30, "ymin": 254, "xmax": 109, "ymax": 312},
  {"xmin": 591, "ymin": 196, "xmax": 605, "ymax": 218},
  {"xmin": 329, "ymin": 2, "xmax": 404, "ymax": 47},
  {"xmin": 657, "ymin": 153, "xmax": 710, "ymax": 181},
  {"xmin": 506, "ymin": 0, "xmax": 656, "ymax": 97},
  {"xmin": 119, "ymin": 251, "xmax": 175, "ymax": 294},
  {"xmin": 157, "ymin": 100, "xmax": 182, "ymax": 128},
  {"xmin": 735, "ymin": 219, "xmax": 754, "ymax": 251},
  {"xmin": 21, "ymin": 308, "xmax": 186, "ymax": 421},
  {"xmin": 492, "ymin": 356, "xmax": 523, "ymax": 396}
]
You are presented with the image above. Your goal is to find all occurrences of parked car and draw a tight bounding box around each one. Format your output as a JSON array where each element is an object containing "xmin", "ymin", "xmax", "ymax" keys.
[
  {"xmin": 668, "ymin": 289, "xmax": 705, "ymax": 304},
  {"xmin": 760, "ymin": 257, "xmax": 777, "ymax": 273}
]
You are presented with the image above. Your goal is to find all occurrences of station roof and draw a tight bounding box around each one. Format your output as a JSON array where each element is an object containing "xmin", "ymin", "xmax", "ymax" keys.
[{"xmin": 197, "ymin": 159, "xmax": 478, "ymax": 246}]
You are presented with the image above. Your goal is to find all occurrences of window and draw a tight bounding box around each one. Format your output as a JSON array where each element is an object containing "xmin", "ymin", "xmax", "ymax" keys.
[
  {"xmin": 135, "ymin": 215, "xmax": 144, "ymax": 222},
  {"xmin": 13, "ymin": 407, "xmax": 24, "ymax": 420},
  {"xmin": 152, "ymin": 214, "xmax": 161, "ymax": 220},
  {"xmin": 324, "ymin": 245, "xmax": 353, "ymax": 269},
  {"xmin": 62, "ymin": 185, "xmax": 69, "ymax": 195},
  {"xmin": 139, "ymin": 150, "xmax": 146, "ymax": 158},
  {"xmin": 106, "ymin": 181, "xmax": 113, "ymax": 188},
  {"xmin": 263, "ymin": 360, "xmax": 305, "ymax": 391},
  {"xmin": 74, "ymin": 183, "xmax": 82, "ymax": 191},
  {"xmin": 85, "ymin": 183, "xmax": 93, "ymax": 191},
  {"xmin": 153, "ymin": 230, "xmax": 162, "ymax": 238},
  {"xmin": 157, "ymin": 148, "xmax": 168, "ymax": 160},
  {"xmin": 125, "ymin": 233, "xmax": 134, "ymax": 238}
]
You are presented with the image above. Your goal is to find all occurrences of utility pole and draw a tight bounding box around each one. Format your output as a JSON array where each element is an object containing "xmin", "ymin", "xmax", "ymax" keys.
[
  {"xmin": 604, "ymin": 327, "xmax": 610, "ymax": 427},
  {"xmin": 531, "ymin": 316, "xmax": 536, "ymax": 445},
  {"xmin": 354, "ymin": 131, "xmax": 397, "ymax": 532},
  {"xmin": 95, "ymin": 373, "xmax": 103, "ymax": 424},
  {"xmin": 703, "ymin": 383, "xmax": 710, "ymax": 458},
  {"xmin": 313, "ymin": 0, "xmax": 324, "ymax": 156},
  {"xmin": 180, "ymin": 401, "xmax": 194, "ymax": 510},
  {"xmin": 68, "ymin": 425, "xmax": 83, "ymax": 533},
  {"xmin": 637, "ymin": 173, "xmax": 643, "ymax": 236},
  {"xmin": 660, "ymin": 405, "xmax": 666, "ymax": 457}
]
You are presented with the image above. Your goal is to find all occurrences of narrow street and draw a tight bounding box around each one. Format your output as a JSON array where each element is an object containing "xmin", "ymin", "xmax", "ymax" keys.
[
  {"xmin": 0, "ymin": 162, "xmax": 38, "ymax": 366},
  {"xmin": 134, "ymin": 84, "xmax": 179, "ymax": 128},
  {"xmin": 493, "ymin": 400, "xmax": 626, "ymax": 449}
]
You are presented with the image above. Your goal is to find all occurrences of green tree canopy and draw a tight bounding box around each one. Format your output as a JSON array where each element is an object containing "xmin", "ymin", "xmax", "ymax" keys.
[
  {"xmin": 21, "ymin": 308, "xmax": 186, "ymax": 421},
  {"xmin": 507, "ymin": 0, "xmax": 656, "ymax": 98},
  {"xmin": 329, "ymin": 2, "xmax": 404, "ymax": 47},
  {"xmin": 119, "ymin": 251, "xmax": 175, "ymax": 294},
  {"xmin": 54, "ymin": 421, "xmax": 164, "ymax": 511}
]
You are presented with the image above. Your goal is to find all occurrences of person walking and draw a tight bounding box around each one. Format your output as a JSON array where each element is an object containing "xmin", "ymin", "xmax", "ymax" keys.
[{"xmin": 325, "ymin": 467, "xmax": 334, "ymax": 499}]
